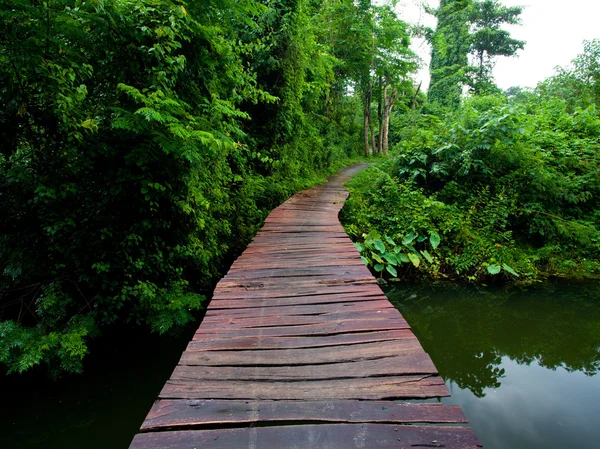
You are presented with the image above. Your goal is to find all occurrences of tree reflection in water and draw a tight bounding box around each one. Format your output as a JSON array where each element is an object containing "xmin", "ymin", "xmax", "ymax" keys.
[{"xmin": 385, "ymin": 282, "xmax": 600, "ymax": 398}]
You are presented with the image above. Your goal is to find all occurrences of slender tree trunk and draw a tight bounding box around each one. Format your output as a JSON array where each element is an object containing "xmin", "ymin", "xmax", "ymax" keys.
[
  {"xmin": 377, "ymin": 76, "xmax": 383, "ymax": 154},
  {"xmin": 363, "ymin": 98, "xmax": 370, "ymax": 156},
  {"xmin": 382, "ymin": 84, "xmax": 397, "ymax": 154},
  {"xmin": 370, "ymin": 120, "xmax": 376, "ymax": 154},
  {"xmin": 382, "ymin": 104, "xmax": 392, "ymax": 153}
]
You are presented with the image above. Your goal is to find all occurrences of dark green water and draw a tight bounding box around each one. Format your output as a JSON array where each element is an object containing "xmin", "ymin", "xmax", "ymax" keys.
[
  {"xmin": 385, "ymin": 281, "xmax": 600, "ymax": 449},
  {"xmin": 0, "ymin": 324, "xmax": 196, "ymax": 449}
]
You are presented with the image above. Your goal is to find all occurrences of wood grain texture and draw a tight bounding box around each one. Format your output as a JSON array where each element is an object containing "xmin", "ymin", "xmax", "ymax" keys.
[
  {"xmin": 141, "ymin": 400, "xmax": 468, "ymax": 430},
  {"xmin": 128, "ymin": 165, "xmax": 482, "ymax": 448},
  {"xmin": 131, "ymin": 424, "xmax": 481, "ymax": 449}
]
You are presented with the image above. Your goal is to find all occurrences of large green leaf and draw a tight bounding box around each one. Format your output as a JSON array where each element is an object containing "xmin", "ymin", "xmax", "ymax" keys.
[
  {"xmin": 386, "ymin": 265, "xmax": 398, "ymax": 277},
  {"xmin": 421, "ymin": 250, "xmax": 433, "ymax": 263},
  {"xmin": 374, "ymin": 263, "xmax": 384, "ymax": 272},
  {"xmin": 398, "ymin": 253, "xmax": 410, "ymax": 263},
  {"xmin": 487, "ymin": 264, "xmax": 501, "ymax": 275},
  {"xmin": 429, "ymin": 232, "xmax": 441, "ymax": 249},
  {"xmin": 383, "ymin": 253, "xmax": 398, "ymax": 265},
  {"xmin": 372, "ymin": 253, "xmax": 384, "ymax": 264},
  {"xmin": 374, "ymin": 239, "xmax": 386, "ymax": 252},
  {"xmin": 354, "ymin": 242, "xmax": 363, "ymax": 253},
  {"xmin": 408, "ymin": 253, "xmax": 421, "ymax": 267},
  {"xmin": 402, "ymin": 232, "xmax": 416, "ymax": 245},
  {"xmin": 502, "ymin": 264, "xmax": 519, "ymax": 277}
]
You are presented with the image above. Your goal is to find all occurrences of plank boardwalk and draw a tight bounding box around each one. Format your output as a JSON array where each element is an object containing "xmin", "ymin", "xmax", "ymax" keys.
[{"xmin": 129, "ymin": 165, "xmax": 482, "ymax": 449}]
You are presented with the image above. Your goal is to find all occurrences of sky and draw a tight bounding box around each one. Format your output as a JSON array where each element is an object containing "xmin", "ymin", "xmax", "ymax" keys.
[{"xmin": 395, "ymin": 0, "xmax": 600, "ymax": 90}]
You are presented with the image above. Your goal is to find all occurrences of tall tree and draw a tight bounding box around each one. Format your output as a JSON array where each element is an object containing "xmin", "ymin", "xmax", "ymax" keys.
[
  {"xmin": 372, "ymin": 5, "xmax": 415, "ymax": 153},
  {"xmin": 426, "ymin": 0, "xmax": 524, "ymax": 106},
  {"xmin": 468, "ymin": 0, "xmax": 525, "ymax": 94},
  {"xmin": 427, "ymin": 0, "xmax": 472, "ymax": 108}
]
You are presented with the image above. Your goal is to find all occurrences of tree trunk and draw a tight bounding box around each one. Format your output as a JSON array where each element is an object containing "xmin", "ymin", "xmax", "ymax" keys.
[
  {"xmin": 363, "ymin": 98, "xmax": 370, "ymax": 156},
  {"xmin": 377, "ymin": 76, "xmax": 383, "ymax": 154},
  {"xmin": 382, "ymin": 84, "xmax": 397, "ymax": 154},
  {"xmin": 370, "ymin": 120, "xmax": 376, "ymax": 155}
]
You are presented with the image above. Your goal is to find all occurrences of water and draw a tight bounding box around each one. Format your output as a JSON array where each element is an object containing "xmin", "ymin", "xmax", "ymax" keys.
[
  {"xmin": 0, "ymin": 324, "xmax": 197, "ymax": 449},
  {"xmin": 385, "ymin": 282, "xmax": 600, "ymax": 449}
]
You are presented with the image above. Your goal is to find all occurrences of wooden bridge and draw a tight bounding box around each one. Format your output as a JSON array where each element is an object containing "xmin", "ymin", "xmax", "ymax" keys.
[{"xmin": 129, "ymin": 165, "xmax": 482, "ymax": 449}]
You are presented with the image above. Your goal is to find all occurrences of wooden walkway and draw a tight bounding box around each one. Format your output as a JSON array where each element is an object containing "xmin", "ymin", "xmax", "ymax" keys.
[{"xmin": 129, "ymin": 165, "xmax": 482, "ymax": 449}]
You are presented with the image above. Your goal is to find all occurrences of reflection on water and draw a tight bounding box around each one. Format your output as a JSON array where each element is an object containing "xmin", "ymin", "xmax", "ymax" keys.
[
  {"xmin": 0, "ymin": 325, "xmax": 196, "ymax": 449},
  {"xmin": 385, "ymin": 282, "xmax": 600, "ymax": 449}
]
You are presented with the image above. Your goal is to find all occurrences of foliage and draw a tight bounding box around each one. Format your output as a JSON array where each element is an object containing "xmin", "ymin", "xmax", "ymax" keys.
[
  {"xmin": 353, "ymin": 229, "xmax": 441, "ymax": 279},
  {"xmin": 0, "ymin": 0, "xmax": 365, "ymax": 375},
  {"xmin": 342, "ymin": 67, "xmax": 600, "ymax": 283},
  {"xmin": 426, "ymin": 0, "xmax": 473, "ymax": 107},
  {"xmin": 536, "ymin": 39, "xmax": 600, "ymax": 111}
]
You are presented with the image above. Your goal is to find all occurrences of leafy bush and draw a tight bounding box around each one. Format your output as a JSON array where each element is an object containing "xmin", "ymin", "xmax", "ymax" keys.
[
  {"xmin": 342, "ymin": 91, "xmax": 600, "ymax": 283},
  {"xmin": 0, "ymin": 0, "xmax": 362, "ymax": 375}
]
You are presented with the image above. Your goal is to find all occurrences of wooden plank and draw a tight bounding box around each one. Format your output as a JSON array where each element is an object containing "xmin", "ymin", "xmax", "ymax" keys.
[
  {"xmin": 131, "ymin": 424, "xmax": 480, "ymax": 449},
  {"xmin": 222, "ymin": 267, "xmax": 372, "ymax": 281},
  {"xmin": 193, "ymin": 318, "xmax": 411, "ymax": 338},
  {"xmin": 207, "ymin": 295, "xmax": 389, "ymax": 309},
  {"xmin": 160, "ymin": 374, "xmax": 449, "ymax": 400},
  {"xmin": 211, "ymin": 285, "xmax": 384, "ymax": 300},
  {"xmin": 141, "ymin": 400, "xmax": 468, "ymax": 430},
  {"xmin": 187, "ymin": 330, "xmax": 416, "ymax": 350},
  {"xmin": 203, "ymin": 299, "xmax": 395, "ymax": 318},
  {"xmin": 171, "ymin": 354, "xmax": 437, "ymax": 380},
  {"xmin": 200, "ymin": 309, "xmax": 402, "ymax": 329},
  {"xmin": 181, "ymin": 339, "xmax": 422, "ymax": 365}
]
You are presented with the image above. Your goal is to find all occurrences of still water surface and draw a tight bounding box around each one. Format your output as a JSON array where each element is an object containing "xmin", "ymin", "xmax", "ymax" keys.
[
  {"xmin": 385, "ymin": 282, "xmax": 600, "ymax": 449},
  {"xmin": 0, "ymin": 325, "xmax": 196, "ymax": 449}
]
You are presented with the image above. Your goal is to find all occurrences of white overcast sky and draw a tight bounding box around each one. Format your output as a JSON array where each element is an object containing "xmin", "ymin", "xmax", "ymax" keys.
[{"xmin": 395, "ymin": 0, "xmax": 600, "ymax": 90}]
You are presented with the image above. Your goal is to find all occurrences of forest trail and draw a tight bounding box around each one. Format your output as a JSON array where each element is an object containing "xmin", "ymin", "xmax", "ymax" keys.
[{"xmin": 128, "ymin": 164, "xmax": 482, "ymax": 449}]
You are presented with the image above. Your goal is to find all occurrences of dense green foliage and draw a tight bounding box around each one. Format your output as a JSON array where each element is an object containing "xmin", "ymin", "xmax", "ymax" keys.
[
  {"xmin": 342, "ymin": 41, "xmax": 600, "ymax": 283},
  {"xmin": 0, "ymin": 0, "xmax": 401, "ymax": 374}
]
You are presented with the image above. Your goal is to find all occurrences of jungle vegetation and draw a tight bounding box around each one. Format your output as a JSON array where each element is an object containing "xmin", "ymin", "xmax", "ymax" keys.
[
  {"xmin": 342, "ymin": 0, "xmax": 600, "ymax": 285},
  {"xmin": 0, "ymin": 0, "xmax": 416, "ymax": 374}
]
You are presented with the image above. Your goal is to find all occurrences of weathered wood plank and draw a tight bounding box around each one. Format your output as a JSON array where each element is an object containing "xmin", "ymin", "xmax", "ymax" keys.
[
  {"xmin": 193, "ymin": 318, "xmax": 411, "ymax": 338},
  {"xmin": 160, "ymin": 374, "xmax": 449, "ymax": 400},
  {"xmin": 171, "ymin": 354, "xmax": 437, "ymax": 380},
  {"xmin": 200, "ymin": 309, "xmax": 402, "ymax": 329},
  {"xmin": 141, "ymin": 400, "xmax": 468, "ymax": 430},
  {"xmin": 188, "ymin": 330, "xmax": 415, "ymax": 350},
  {"xmin": 203, "ymin": 299, "xmax": 395, "ymax": 318},
  {"xmin": 211, "ymin": 286, "xmax": 385, "ymax": 300},
  {"xmin": 131, "ymin": 424, "xmax": 480, "ymax": 449},
  {"xmin": 180, "ymin": 339, "xmax": 429, "ymax": 366}
]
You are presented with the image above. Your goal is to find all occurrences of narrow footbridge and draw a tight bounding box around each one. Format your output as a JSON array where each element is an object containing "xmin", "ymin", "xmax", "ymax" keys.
[{"xmin": 129, "ymin": 165, "xmax": 482, "ymax": 449}]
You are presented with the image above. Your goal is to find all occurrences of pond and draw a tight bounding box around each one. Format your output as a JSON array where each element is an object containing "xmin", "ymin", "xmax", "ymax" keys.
[
  {"xmin": 385, "ymin": 281, "xmax": 600, "ymax": 449},
  {"xmin": 0, "ymin": 324, "xmax": 197, "ymax": 449}
]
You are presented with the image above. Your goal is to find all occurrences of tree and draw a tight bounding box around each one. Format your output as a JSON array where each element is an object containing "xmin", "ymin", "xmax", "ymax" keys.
[
  {"xmin": 468, "ymin": 0, "xmax": 525, "ymax": 94},
  {"xmin": 427, "ymin": 0, "xmax": 472, "ymax": 108},
  {"xmin": 536, "ymin": 39, "xmax": 600, "ymax": 111},
  {"xmin": 426, "ymin": 0, "xmax": 524, "ymax": 106},
  {"xmin": 372, "ymin": 5, "xmax": 416, "ymax": 153}
]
